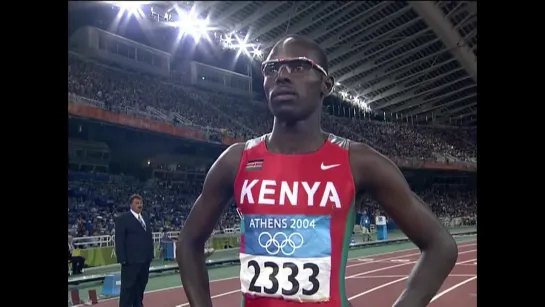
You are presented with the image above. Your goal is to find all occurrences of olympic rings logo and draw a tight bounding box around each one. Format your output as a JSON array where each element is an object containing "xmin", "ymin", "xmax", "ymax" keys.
[{"xmin": 258, "ymin": 232, "xmax": 304, "ymax": 256}]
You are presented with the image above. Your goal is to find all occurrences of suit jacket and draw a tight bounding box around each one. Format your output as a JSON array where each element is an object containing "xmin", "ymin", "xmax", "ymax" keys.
[{"xmin": 114, "ymin": 212, "xmax": 154, "ymax": 264}]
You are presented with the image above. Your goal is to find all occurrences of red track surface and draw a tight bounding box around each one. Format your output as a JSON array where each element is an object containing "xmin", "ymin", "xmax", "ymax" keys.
[{"xmin": 89, "ymin": 241, "xmax": 476, "ymax": 307}]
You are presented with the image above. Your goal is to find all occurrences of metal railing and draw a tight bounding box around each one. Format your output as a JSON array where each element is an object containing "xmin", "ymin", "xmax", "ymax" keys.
[
  {"xmin": 68, "ymin": 230, "xmax": 477, "ymax": 285},
  {"xmin": 72, "ymin": 231, "xmax": 180, "ymax": 249}
]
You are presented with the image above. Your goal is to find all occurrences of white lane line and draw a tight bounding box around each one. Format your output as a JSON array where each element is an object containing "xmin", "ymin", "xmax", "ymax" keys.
[
  {"xmin": 175, "ymin": 248, "xmax": 476, "ymax": 307},
  {"xmin": 456, "ymin": 263, "xmax": 477, "ymax": 266},
  {"xmin": 345, "ymin": 243, "xmax": 475, "ymax": 269},
  {"xmin": 176, "ymin": 289, "xmax": 240, "ymax": 307},
  {"xmin": 457, "ymin": 258, "xmax": 477, "ymax": 265},
  {"xmin": 430, "ymin": 276, "xmax": 477, "ymax": 302},
  {"xmin": 340, "ymin": 251, "xmax": 476, "ymax": 302},
  {"xmin": 351, "ymin": 274, "xmax": 476, "ymax": 279},
  {"xmin": 71, "ymin": 240, "xmax": 476, "ymax": 306},
  {"xmin": 174, "ymin": 262, "xmax": 418, "ymax": 307},
  {"xmin": 348, "ymin": 277, "xmax": 409, "ymax": 301},
  {"xmin": 350, "ymin": 258, "xmax": 477, "ymax": 280},
  {"xmin": 346, "ymin": 249, "xmax": 475, "ymax": 279}
]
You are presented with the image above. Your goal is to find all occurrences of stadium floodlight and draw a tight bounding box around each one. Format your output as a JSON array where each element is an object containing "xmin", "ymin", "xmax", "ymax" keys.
[
  {"xmin": 232, "ymin": 33, "xmax": 254, "ymax": 58},
  {"xmin": 220, "ymin": 34, "xmax": 235, "ymax": 49},
  {"xmin": 354, "ymin": 96, "xmax": 371, "ymax": 111},
  {"xmin": 178, "ymin": 16, "xmax": 209, "ymax": 41},
  {"xmin": 250, "ymin": 46, "xmax": 263, "ymax": 59},
  {"xmin": 356, "ymin": 98, "xmax": 370, "ymax": 111},
  {"xmin": 220, "ymin": 32, "xmax": 262, "ymax": 59},
  {"xmin": 165, "ymin": 6, "xmax": 212, "ymax": 42},
  {"xmin": 107, "ymin": 1, "xmax": 146, "ymax": 16}
]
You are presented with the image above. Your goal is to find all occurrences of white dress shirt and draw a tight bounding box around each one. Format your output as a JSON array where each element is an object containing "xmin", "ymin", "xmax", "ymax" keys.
[{"xmin": 130, "ymin": 209, "xmax": 146, "ymax": 228}]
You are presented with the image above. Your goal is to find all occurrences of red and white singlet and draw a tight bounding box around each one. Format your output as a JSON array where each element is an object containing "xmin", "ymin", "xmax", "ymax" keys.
[{"xmin": 233, "ymin": 133, "xmax": 356, "ymax": 307}]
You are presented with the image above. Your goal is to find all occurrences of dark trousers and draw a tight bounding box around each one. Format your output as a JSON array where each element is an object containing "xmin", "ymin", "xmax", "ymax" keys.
[
  {"xmin": 69, "ymin": 256, "xmax": 85, "ymax": 274},
  {"xmin": 119, "ymin": 262, "xmax": 150, "ymax": 307}
]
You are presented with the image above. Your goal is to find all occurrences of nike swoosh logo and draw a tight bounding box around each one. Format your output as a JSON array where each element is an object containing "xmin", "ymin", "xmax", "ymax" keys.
[{"xmin": 321, "ymin": 163, "xmax": 340, "ymax": 170}]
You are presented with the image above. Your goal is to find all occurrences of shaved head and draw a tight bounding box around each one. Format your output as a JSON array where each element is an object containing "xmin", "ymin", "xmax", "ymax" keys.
[{"xmin": 269, "ymin": 34, "xmax": 329, "ymax": 73}]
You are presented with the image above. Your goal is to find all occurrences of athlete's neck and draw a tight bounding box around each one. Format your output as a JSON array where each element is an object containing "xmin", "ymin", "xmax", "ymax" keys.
[{"xmin": 268, "ymin": 116, "xmax": 325, "ymax": 154}]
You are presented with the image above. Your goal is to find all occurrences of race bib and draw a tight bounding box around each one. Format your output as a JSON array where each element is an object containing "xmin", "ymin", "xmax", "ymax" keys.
[{"xmin": 240, "ymin": 214, "xmax": 331, "ymax": 302}]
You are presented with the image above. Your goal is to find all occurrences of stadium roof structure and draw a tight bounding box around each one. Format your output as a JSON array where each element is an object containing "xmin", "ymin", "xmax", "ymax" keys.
[
  {"xmin": 71, "ymin": 1, "xmax": 477, "ymax": 126},
  {"xmin": 154, "ymin": 1, "xmax": 477, "ymax": 125}
]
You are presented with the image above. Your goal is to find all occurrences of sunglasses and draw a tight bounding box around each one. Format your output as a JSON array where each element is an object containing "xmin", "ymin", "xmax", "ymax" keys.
[{"xmin": 261, "ymin": 57, "xmax": 328, "ymax": 77}]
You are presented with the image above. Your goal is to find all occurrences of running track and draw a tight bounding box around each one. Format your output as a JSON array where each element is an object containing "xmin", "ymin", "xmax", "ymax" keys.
[{"xmin": 88, "ymin": 240, "xmax": 476, "ymax": 307}]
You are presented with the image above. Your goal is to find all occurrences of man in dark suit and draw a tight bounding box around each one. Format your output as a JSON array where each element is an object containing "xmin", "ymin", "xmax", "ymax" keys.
[{"xmin": 115, "ymin": 194, "xmax": 154, "ymax": 307}]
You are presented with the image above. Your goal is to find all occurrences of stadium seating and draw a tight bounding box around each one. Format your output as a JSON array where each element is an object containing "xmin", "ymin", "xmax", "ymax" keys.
[
  {"xmin": 67, "ymin": 52, "xmax": 476, "ymax": 244},
  {"xmin": 68, "ymin": 52, "xmax": 476, "ymax": 162}
]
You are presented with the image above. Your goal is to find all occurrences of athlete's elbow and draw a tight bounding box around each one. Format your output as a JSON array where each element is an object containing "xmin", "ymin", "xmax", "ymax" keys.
[
  {"xmin": 431, "ymin": 235, "xmax": 458, "ymax": 266},
  {"xmin": 177, "ymin": 230, "xmax": 205, "ymax": 254},
  {"xmin": 176, "ymin": 238, "xmax": 201, "ymax": 265}
]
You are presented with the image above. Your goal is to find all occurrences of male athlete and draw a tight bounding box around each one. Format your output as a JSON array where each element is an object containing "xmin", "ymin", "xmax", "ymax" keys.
[{"xmin": 176, "ymin": 35, "xmax": 458, "ymax": 307}]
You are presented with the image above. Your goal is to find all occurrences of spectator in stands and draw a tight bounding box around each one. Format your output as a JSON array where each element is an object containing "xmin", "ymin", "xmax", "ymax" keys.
[
  {"xmin": 160, "ymin": 231, "xmax": 171, "ymax": 243},
  {"xmin": 67, "ymin": 52, "xmax": 477, "ymax": 162},
  {"xmin": 68, "ymin": 235, "xmax": 85, "ymax": 275}
]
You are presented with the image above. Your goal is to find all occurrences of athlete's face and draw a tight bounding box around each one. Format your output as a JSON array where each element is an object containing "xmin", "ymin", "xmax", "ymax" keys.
[{"xmin": 263, "ymin": 39, "xmax": 333, "ymax": 122}]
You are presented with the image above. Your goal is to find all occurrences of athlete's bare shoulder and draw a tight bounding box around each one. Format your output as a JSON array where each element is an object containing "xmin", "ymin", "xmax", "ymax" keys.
[
  {"xmin": 207, "ymin": 134, "xmax": 269, "ymax": 192},
  {"xmin": 348, "ymin": 141, "xmax": 402, "ymax": 193},
  {"xmin": 348, "ymin": 141, "xmax": 390, "ymax": 166},
  {"xmin": 217, "ymin": 142, "xmax": 246, "ymax": 167},
  {"xmin": 225, "ymin": 142, "xmax": 246, "ymax": 154}
]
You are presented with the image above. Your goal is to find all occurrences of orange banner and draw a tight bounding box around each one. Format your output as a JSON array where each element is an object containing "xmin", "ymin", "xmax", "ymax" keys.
[
  {"xmin": 221, "ymin": 135, "xmax": 243, "ymax": 145},
  {"xmin": 421, "ymin": 161, "xmax": 477, "ymax": 171},
  {"xmin": 390, "ymin": 157, "xmax": 476, "ymax": 172},
  {"xmin": 68, "ymin": 102, "xmax": 207, "ymax": 141}
]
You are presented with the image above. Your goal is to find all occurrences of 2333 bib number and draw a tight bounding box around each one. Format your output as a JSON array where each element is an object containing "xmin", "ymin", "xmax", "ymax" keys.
[{"xmin": 247, "ymin": 260, "xmax": 320, "ymax": 296}]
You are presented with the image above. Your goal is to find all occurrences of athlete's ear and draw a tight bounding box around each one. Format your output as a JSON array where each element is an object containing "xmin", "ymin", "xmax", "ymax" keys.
[{"xmin": 322, "ymin": 75, "xmax": 334, "ymax": 97}]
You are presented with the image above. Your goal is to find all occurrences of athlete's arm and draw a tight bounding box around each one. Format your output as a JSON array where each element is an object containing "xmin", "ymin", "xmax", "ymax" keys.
[
  {"xmin": 176, "ymin": 143, "xmax": 245, "ymax": 307},
  {"xmin": 350, "ymin": 142, "xmax": 458, "ymax": 307}
]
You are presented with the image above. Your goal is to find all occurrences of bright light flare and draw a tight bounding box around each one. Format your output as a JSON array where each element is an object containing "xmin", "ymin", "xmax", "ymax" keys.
[
  {"xmin": 233, "ymin": 34, "xmax": 252, "ymax": 57},
  {"xmin": 250, "ymin": 46, "xmax": 262, "ymax": 59},
  {"xmin": 167, "ymin": 7, "xmax": 211, "ymax": 42},
  {"xmin": 108, "ymin": 1, "xmax": 146, "ymax": 16},
  {"xmin": 221, "ymin": 34, "xmax": 234, "ymax": 49},
  {"xmin": 226, "ymin": 33, "xmax": 262, "ymax": 59},
  {"xmin": 354, "ymin": 97, "xmax": 371, "ymax": 111}
]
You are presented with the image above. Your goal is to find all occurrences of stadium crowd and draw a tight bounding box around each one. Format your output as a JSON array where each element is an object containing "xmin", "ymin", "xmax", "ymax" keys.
[
  {"xmin": 68, "ymin": 53, "xmax": 477, "ymax": 162},
  {"xmin": 361, "ymin": 188, "xmax": 477, "ymax": 221},
  {"xmin": 68, "ymin": 171, "xmax": 476, "ymax": 240},
  {"xmin": 68, "ymin": 171, "xmax": 239, "ymax": 238},
  {"xmin": 67, "ymin": 52, "xmax": 477, "ymax": 242}
]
